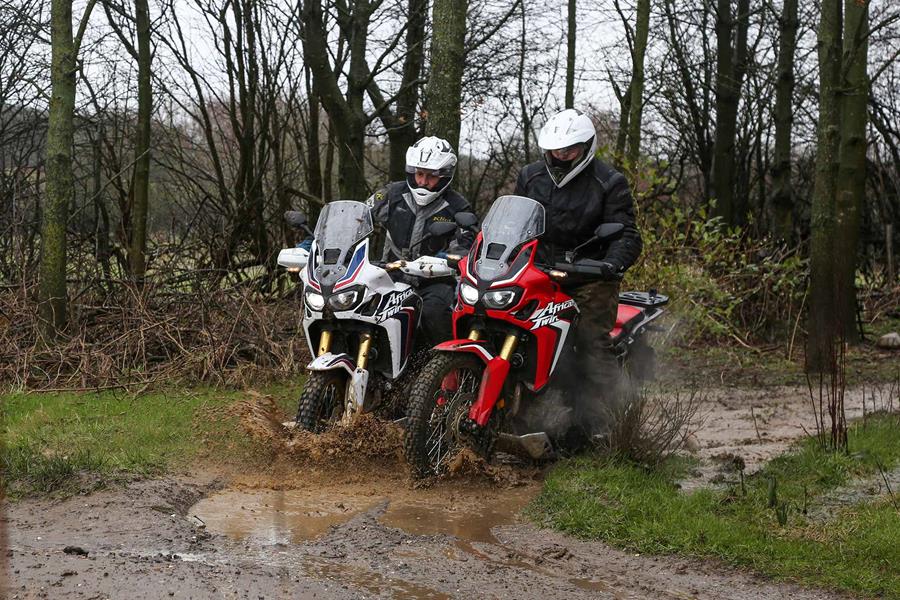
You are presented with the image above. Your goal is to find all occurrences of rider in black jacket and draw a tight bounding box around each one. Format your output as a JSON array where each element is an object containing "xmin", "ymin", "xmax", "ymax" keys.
[
  {"xmin": 515, "ymin": 108, "xmax": 643, "ymax": 431},
  {"xmin": 368, "ymin": 136, "xmax": 476, "ymax": 346}
]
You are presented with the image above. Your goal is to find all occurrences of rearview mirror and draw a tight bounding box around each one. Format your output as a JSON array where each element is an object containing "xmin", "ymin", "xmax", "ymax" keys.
[
  {"xmin": 454, "ymin": 212, "xmax": 479, "ymax": 229},
  {"xmin": 284, "ymin": 210, "xmax": 309, "ymax": 230},
  {"xmin": 594, "ymin": 222, "xmax": 625, "ymax": 242},
  {"xmin": 428, "ymin": 220, "xmax": 457, "ymax": 237}
]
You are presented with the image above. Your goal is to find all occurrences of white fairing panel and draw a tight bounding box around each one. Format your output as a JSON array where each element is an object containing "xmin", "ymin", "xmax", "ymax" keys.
[
  {"xmin": 299, "ymin": 237, "xmax": 423, "ymax": 379},
  {"xmin": 548, "ymin": 320, "xmax": 572, "ymax": 376},
  {"xmin": 306, "ymin": 352, "xmax": 355, "ymax": 374}
]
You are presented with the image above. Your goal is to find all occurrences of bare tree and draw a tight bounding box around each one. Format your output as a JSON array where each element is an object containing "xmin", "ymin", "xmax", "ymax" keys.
[
  {"xmin": 565, "ymin": 0, "xmax": 576, "ymax": 109},
  {"xmin": 807, "ymin": 0, "xmax": 843, "ymax": 372},
  {"xmin": 834, "ymin": 0, "xmax": 870, "ymax": 343},
  {"xmin": 39, "ymin": 0, "xmax": 97, "ymax": 337},
  {"xmin": 424, "ymin": 0, "xmax": 468, "ymax": 150},
  {"xmin": 626, "ymin": 0, "xmax": 650, "ymax": 166},
  {"xmin": 102, "ymin": 0, "xmax": 153, "ymax": 280},
  {"xmin": 770, "ymin": 0, "xmax": 799, "ymax": 241},
  {"xmin": 711, "ymin": 0, "xmax": 750, "ymax": 226}
]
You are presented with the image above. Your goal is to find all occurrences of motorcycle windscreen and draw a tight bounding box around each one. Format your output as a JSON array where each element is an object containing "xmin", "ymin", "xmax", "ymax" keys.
[
  {"xmin": 475, "ymin": 195, "xmax": 545, "ymax": 281},
  {"xmin": 313, "ymin": 200, "xmax": 374, "ymax": 286}
]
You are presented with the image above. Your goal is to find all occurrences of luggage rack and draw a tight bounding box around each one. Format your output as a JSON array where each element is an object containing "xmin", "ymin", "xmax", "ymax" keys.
[{"xmin": 618, "ymin": 290, "xmax": 669, "ymax": 308}]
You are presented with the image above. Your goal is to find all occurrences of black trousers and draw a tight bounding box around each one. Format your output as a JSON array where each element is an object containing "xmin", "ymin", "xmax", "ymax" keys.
[
  {"xmin": 418, "ymin": 282, "xmax": 456, "ymax": 347},
  {"xmin": 568, "ymin": 281, "xmax": 623, "ymax": 434}
]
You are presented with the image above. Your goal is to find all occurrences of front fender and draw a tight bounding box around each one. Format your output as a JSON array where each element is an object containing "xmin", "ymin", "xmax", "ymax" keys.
[
  {"xmin": 306, "ymin": 352, "xmax": 356, "ymax": 375},
  {"xmin": 433, "ymin": 339, "xmax": 495, "ymax": 364},
  {"xmin": 433, "ymin": 340, "xmax": 509, "ymax": 427}
]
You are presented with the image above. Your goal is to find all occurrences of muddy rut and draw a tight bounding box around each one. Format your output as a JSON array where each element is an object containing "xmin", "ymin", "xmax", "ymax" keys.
[{"xmin": 2, "ymin": 385, "xmax": 873, "ymax": 599}]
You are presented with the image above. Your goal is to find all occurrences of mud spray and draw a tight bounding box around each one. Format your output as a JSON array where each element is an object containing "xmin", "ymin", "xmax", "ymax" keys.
[{"xmin": 228, "ymin": 392, "xmax": 538, "ymax": 487}]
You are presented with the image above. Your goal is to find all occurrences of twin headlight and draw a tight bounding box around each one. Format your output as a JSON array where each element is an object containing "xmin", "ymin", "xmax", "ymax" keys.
[
  {"xmin": 459, "ymin": 283, "xmax": 518, "ymax": 309},
  {"xmin": 304, "ymin": 288, "xmax": 361, "ymax": 312}
]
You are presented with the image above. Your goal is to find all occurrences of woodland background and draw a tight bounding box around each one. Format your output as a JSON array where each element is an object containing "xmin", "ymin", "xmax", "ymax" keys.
[{"xmin": 1, "ymin": 0, "xmax": 898, "ymax": 389}]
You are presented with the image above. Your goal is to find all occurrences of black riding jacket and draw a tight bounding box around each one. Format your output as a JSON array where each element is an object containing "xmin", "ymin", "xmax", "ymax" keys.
[
  {"xmin": 514, "ymin": 158, "xmax": 642, "ymax": 269},
  {"xmin": 368, "ymin": 181, "xmax": 475, "ymax": 262}
]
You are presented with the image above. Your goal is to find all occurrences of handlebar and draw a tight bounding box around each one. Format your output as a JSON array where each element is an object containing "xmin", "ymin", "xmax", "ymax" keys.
[{"xmin": 538, "ymin": 259, "xmax": 623, "ymax": 282}]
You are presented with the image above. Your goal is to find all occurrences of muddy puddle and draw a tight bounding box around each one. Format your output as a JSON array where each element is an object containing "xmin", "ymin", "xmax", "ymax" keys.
[
  {"xmin": 190, "ymin": 485, "xmax": 536, "ymax": 546},
  {"xmin": 186, "ymin": 484, "xmax": 622, "ymax": 597},
  {"xmin": 188, "ymin": 489, "xmax": 379, "ymax": 544}
]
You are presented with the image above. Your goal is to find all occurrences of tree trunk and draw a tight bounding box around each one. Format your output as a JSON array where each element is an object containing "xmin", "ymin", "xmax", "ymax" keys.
[
  {"xmin": 807, "ymin": 0, "xmax": 843, "ymax": 372},
  {"xmin": 424, "ymin": 0, "xmax": 468, "ymax": 151},
  {"xmin": 128, "ymin": 0, "xmax": 151, "ymax": 280},
  {"xmin": 301, "ymin": 0, "xmax": 370, "ymax": 200},
  {"xmin": 771, "ymin": 0, "xmax": 798, "ymax": 242},
  {"xmin": 304, "ymin": 66, "xmax": 324, "ymax": 209},
  {"xmin": 565, "ymin": 0, "xmax": 576, "ymax": 109},
  {"xmin": 389, "ymin": 0, "xmax": 426, "ymax": 180},
  {"xmin": 711, "ymin": 0, "xmax": 749, "ymax": 226},
  {"xmin": 626, "ymin": 0, "xmax": 650, "ymax": 166},
  {"xmin": 517, "ymin": 3, "xmax": 536, "ymax": 163},
  {"xmin": 39, "ymin": 0, "xmax": 77, "ymax": 336},
  {"xmin": 834, "ymin": 0, "xmax": 869, "ymax": 343},
  {"xmin": 613, "ymin": 78, "xmax": 630, "ymax": 167}
]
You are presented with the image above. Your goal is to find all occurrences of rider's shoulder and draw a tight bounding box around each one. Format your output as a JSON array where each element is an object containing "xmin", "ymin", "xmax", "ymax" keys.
[
  {"xmin": 519, "ymin": 161, "xmax": 546, "ymax": 183},
  {"xmin": 385, "ymin": 180, "xmax": 409, "ymax": 197},
  {"xmin": 367, "ymin": 181, "xmax": 404, "ymax": 207},
  {"xmin": 443, "ymin": 188, "xmax": 471, "ymax": 211},
  {"xmin": 588, "ymin": 158, "xmax": 627, "ymax": 191}
]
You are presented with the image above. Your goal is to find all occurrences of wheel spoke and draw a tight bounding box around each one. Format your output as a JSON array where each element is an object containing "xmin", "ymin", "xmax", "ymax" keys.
[{"xmin": 422, "ymin": 366, "xmax": 480, "ymax": 473}]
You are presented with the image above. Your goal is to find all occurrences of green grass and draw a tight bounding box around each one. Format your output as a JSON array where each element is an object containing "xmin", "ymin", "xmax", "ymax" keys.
[
  {"xmin": 530, "ymin": 414, "xmax": 900, "ymax": 597},
  {"xmin": 0, "ymin": 385, "xmax": 300, "ymax": 498}
]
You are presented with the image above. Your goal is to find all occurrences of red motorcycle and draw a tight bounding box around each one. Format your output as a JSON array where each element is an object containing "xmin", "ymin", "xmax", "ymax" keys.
[{"xmin": 403, "ymin": 195, "xmax": 667, "ymax": 477}]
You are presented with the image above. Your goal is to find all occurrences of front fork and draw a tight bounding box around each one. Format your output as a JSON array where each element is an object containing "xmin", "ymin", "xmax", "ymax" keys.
[
  {"xmin": 465, "ymin": 329, "xmax": 518, "ymax": 426},
  {"xmin": 317, "ymin": 329, "xmax": 372, "ymax": 369},
  {"xmin": 316, "ymin": 329, "xmax": 374, "ymax": 423}
]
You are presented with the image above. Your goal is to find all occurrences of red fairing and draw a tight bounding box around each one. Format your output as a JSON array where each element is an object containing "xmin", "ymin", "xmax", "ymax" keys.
[
  {"xmin": 432, "ymin": 339, "xmax": 494, "ymax": 363},
  {"xmin": 610, "ymin": 304, "xmax": 642, "ymax": 340},
  {"xmin": 469, "ymin": 357, "xmax": 510, "ymax": 426},
  {"xmin": 454, "ymin": 239, "xmax": 578, "ymax": 392},
  {"xmin": 431, "ymin": 335, "xmax": 509, "ymax": 425}
]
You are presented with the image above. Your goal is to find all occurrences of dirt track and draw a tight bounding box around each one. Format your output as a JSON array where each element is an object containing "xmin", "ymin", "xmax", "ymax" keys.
[{"xmin": 3, "ymin": 383, "xmax": 878, "ymax": 599}]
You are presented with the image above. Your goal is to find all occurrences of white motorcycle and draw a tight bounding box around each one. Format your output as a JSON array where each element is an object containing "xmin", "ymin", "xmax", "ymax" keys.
[{"xmin": 278, "ymin": 200, "xmax": 472, "ymax": 432}]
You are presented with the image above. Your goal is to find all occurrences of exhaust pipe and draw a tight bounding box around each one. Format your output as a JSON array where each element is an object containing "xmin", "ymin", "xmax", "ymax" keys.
[{"xmin": 497, "ymin": 432, "xmax": 555, "ymax": 460}]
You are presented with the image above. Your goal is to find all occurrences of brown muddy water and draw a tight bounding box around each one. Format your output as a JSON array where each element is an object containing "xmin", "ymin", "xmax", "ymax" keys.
[
  {"xmin": 186, "ymin": 483, "xmax": 620, "ymax": 597},
  {"xmin": 189, "ymin": 486, "xmax": 533, "ymax": 546}
]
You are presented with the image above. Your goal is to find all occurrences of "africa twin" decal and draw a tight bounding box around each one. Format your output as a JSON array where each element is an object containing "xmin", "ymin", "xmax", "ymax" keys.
[
  {"xmin": 376, "ymin": 288, "xmax": 415, "ymax": 323},
  {"xmin": 529, "ymin": 299, "xmax": 576, "ymax": 330}
]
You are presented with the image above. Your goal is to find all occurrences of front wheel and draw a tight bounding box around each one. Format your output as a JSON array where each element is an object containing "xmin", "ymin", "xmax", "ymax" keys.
[
  {"xmin": 296, "ymin": 371, "xmax": 347, "ymax": 432},
  {"xmin": 404, "ymin": 353, "xmax": 484, "ymax": 478}
]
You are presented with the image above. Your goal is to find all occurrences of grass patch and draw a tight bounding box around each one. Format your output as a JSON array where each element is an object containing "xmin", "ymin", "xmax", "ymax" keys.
[
  {"xmin": 530, "ymin": 414, "xmax": 900, "ymax": 597},
  {"xmin": 0, "ymin": 384, "xmax": 301, "ymax": 498}
]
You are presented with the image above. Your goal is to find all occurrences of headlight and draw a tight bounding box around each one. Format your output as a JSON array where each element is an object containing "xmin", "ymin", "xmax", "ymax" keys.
[
  {"xmin": 459, "ymin": 282, "xmax": 479, "ymax": 305},
  {"xmin": 328, "ymin": 289, "xmax": 360, "ymax": 310},
  {"xmin": 483, "ymin": 289, "xmax": 517, "ymax": 309},
  {"xmin": 304, "ymin": 290, "xmax": 325, "ymax": 311}
]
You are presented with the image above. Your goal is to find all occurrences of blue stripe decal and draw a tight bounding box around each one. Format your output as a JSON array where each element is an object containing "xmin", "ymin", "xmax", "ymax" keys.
[{"xmin": 335, "ymin": 242, "xmax": 366, "ymax": 287}]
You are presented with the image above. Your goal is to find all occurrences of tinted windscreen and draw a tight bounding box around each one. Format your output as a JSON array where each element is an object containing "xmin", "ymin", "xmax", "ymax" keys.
[
  {"xmin": 313, "ymin": 200, "xmax": 373, "ymax": 285},
  {"xmin": 315, "ymin": 201, "xmax": 373, "ymax": 251},
  {"xmin": 475, "ymin": 195, "xmax": 545, "ymax": 280}
]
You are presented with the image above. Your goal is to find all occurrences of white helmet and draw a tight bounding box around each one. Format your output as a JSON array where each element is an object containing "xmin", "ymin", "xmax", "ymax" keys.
[
  {"xmin": 405, "ymin": 136, "xmax": 457, "ymax": 206},
  {"xmin": 537, "ymin": 109, "xmax": 597, "ymax": 187}
]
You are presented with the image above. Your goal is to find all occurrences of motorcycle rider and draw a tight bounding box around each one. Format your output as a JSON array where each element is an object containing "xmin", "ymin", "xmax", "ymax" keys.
[
  {"xmin": 368, "ymin": 136, "xmax": 476, "ymax": 346},
  {"xmin": 514, "ymin": 108, "xmax": 643, "ymax": 432}
]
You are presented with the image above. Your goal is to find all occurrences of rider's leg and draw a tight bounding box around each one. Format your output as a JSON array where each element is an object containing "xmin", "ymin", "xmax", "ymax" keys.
[
  {"xmin": 569, "ymin": 281, "xmax": 622, "ymax": 436},
  {"xmin": 418, "ymin": 282, "xmax": 456, "ymax": 346}
]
